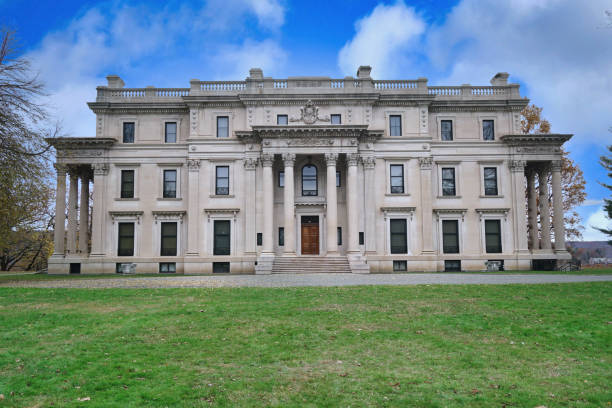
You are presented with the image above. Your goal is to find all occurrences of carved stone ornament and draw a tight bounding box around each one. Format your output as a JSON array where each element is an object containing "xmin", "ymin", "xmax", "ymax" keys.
[
  {"xmin": 187, "ymin": 159, "xmax": 201, "ymax": 172},
  {"xmin": 325, "ymin": 153, "xmax": 338, "ymax": 166},
  {"xmin": 290, "ymin": 100, "xmax": 330, "ymax": 124},
  {"xmin": 347, "ymin": 153, "xmax": 359, "ymax": 166},
  {"xmin": 92, "ymin": 163, "xmax": 109, "ymax": 176},
  {"xmin": 509, "ymin": 159, "xmax": 526, "ymax": 172},
  {"xmin": 282, "ymin": 153, "xmax": 296, "ymax": 166},
  {"xmin": 261, "ymin": 153, "xmax": 274, "ymax": 167},
  {"xmin": 361, "ymin": 156, "xmax": 376, "ymax": 169},
  {"xmin": 286, "ymin": 138, "xmax": 334, "ymax": 146},
  {"xmin": 244, "ymin": 157, "xmax": 258, "ymax": 170},
  {"xmin": 419, "ymin": 157, "xmax": 433, "ymax": 170}
]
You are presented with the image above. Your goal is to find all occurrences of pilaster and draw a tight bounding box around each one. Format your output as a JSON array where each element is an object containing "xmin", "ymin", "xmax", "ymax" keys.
[{"xmin": 325, "ymin": 153, "xmax": 339, "ymax": 255}]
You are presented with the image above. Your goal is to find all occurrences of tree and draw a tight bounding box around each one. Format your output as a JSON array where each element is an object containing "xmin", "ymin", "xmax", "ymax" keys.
[
  {"xmin": 521, "ymin": 104, "xmax": 586, "ymax": 241},
  {"xmin": 594, "ymin": 136, "xmax": 612, "ymax": 244},
  {"xmin": 0, "ymin": 29, "xmax": 56, "ymax": 271}
]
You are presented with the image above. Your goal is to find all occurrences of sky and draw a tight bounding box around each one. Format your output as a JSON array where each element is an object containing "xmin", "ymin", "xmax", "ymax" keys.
[{"xmin": 2, "ymin": 0, "xmax": 611, "ymax": 240}]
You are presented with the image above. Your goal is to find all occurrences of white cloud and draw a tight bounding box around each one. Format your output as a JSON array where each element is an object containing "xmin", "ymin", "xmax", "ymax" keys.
[
  {"xmin": 582, "ymin": 206, "xmax": 611, "ymax": 241},
  {"xmin": 201, "ymin": 0, "xmax": 285, "ymax": 31},
  {"xmin": 581, "ymin": 199, "xmax": 605, "ymax": 207},
  {"xmin": 338, "ymin": 2, "xmax": 425, "ymax": 78}
]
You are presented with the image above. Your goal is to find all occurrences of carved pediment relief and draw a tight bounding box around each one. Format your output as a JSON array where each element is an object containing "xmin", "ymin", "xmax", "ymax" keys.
[{"xmin": 290, "ymin": 100, "xmax": 330, "ymax": 124}]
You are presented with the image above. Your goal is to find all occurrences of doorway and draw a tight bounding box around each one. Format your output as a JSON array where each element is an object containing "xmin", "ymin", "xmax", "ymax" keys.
[{"xmin": 301, "ymin": 216, "xmax": 319, "ymax": 255}]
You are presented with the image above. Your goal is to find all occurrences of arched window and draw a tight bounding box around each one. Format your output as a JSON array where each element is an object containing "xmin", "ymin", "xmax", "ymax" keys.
[{"xmin": 302, "ymin": 164, "xmax": 318, "ymax": 196}]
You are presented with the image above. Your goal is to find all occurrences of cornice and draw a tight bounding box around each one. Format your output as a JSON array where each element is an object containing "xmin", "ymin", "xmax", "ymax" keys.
[
  {"xmin": 429, "ymin": 99, "xmax": 528, "ymax": 112},
  {"xmin": 241, "ymin": 125, "xmax": 380, "ymax": 139},
  {"xmin": 47, "ymin": 137, "xmax": 116, "ymax": 149},
  {"xmin": 501, "ymin": 134, "xmax": 573, "ymax": 146}
]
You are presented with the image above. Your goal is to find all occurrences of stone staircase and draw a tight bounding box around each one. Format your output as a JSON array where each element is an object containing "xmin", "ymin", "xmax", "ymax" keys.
[{"xmin": 272, "ymin": 256, "xmax": 352, "ymax": 274}]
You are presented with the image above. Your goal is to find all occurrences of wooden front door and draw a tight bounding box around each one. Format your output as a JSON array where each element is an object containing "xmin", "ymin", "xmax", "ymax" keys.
[{"xmin": 301, "ymin": 216, "xmax": 319, "ymax": 255}]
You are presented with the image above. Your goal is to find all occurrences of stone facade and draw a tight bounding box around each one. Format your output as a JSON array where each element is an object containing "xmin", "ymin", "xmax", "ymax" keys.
[{"xmin": 47, "ymin": 67, "xmax": 572, "ymax": 274}]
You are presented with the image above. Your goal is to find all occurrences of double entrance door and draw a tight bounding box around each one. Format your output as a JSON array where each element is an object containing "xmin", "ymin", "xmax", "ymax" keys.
[{"xmin": 300, "ymin": 216, "xmax": 319, "ymax": 255}]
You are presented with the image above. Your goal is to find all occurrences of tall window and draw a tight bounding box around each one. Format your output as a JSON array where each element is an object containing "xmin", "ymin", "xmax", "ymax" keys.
[
  {"xmin": 441, "ymin": 120, "xmax": 453, "ymax": 141},
  {"xmin": 331, "ymin": 114, "xmax": 341, "ymax": 124},
  {"xmin": 165, "ymin": 122, "xmax": 177, "ymax": 143},
  {"xmin": 163, "ymin": 170, "xmax": 177, "ymax": 198},
  {"xmin": 302, "ymin": 165, "xmax": 317, "ymax": 196},
  {"xmin": 485, "ymin": 220, "xmax": 502, "ymax": 253},
  {"xmin": 483, "ymin": 120, "xmax": 495, "ymax": 141},
  {"xmin": 278, "ymin": 171, "xmax": 284, "ymax": 188},
  {"xmin": 215, "ymin": 166, "xmax": 229, "ymax": 195},
  {"xmin": 337, "ymin": 227, "xmax": 342, "ymax": 246},
  {"xmin": 277, "ymin": 114, "xmax": 288, "ymax": 125},
  {"xmin": 441, "ymin": 168, "xmax": 456, "ymax": 196},
  {"xmin": 217, "ymin": 116, "xmax": 229, "ymax": 138},
  {"xmin": 278, "ymin": 227, "xmax": 284, "ymax": 246},
  {"xmin": 123, "ymin": 122, "xmax": 134, "ymax": 143},
  {"xmin": 484, "ymin": 167, "xmax": 498, "ymax": 196},
  {"xmin": 120, "ymin": 170, "xmax": 134, "ymax": 198},
  {"xmin": 214, "ymin": 220, "xmax": 231, "ymax": 255},
  {"xmin": 160, "ymin": 222, "xmax": 177, "ymax": 256},
  {"xmin": 117, "ymin": 222, "xmax": 134, "ymax": 256},
  {"xmin": 336, "ymin": 170, "xmax": 341, "ymax": 187},
  {"xmin": 390, "ymin": 219, "xmax": 407, "ymax": 254},
  {"xmin": 442, "ymin": 220, "xmax": 459, "ymax": 254},
  {"xmin": 390, "ymin": 164, "xmax": 404, "ymax": 194},
  {"xmin": 390, "ymin": 115, "xmax": 402, "ymax": 136}
]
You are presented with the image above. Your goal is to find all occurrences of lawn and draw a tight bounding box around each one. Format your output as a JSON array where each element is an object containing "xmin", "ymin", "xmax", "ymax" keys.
[{"xmin": 0, "ymin": 284, "xmax": 610, "ymax": 407}]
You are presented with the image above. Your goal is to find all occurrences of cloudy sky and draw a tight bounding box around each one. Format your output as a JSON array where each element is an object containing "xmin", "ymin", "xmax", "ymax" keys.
[{"xmin": 3, "ymin": 0, "xmax": 611, "ymax": 240}]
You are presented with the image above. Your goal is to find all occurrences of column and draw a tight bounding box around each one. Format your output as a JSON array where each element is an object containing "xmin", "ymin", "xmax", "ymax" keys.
[
  {"xmin": 325, "ymin": 153, "xmax": 338, "ymax": 255},
  {"xmin": 90, "ymin": 163, "xmax": 109, "ymax": 256},
  {"xmin": 510, "ymin": 160, "xmax": 528, "ymax": 253},
  {"xmin": 261, "ymin": 153, "xmax": 275, "ymax": 255},
  {"xmin": 282, "ymin": 153, "xmax": 296, "ymax": 255},
  {"xmin": 53, "ymin": 164, "xmax": 67, "ymax": 255},
  {"xmin": 538, "ymin": 165, "xmax": 552, "ymax": 250},
  {"xmin": 346, "ymin": 153, "xmax": 360, "ymax": 254},
  {"xmin": 67, "ymin": 171, "xmax": 79, "ymax": 254},
  {"xmin": 419, "ymin": 157, "xmax": 434, "ymax": 254},
  {"xmin": 362, "ymin": 156, "xmax": 377, "ymax": 254},
  {"xmin": 551, "ymin": 160, "xmax": 566, "ymax": 251},
  {"xmin": 244, "ymin": 158, "xmax": 258, "ymax": 254},
  {"xmin": 78, "ymin": 174, "xmax": 90, "ymax": 254},
  {"xmin": 186, "ymin": 159, "xmax": 201, "ymax": 256},
  {"xmin": 527, "ymin": 167, "xmax": 539, "ymax": 249}
]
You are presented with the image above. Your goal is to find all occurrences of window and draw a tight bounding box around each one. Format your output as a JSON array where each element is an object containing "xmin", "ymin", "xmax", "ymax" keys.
[
  {"xmin": 442, "ymin": 220, "xmax": 459, "ymax": 254},
  {"xmin": 217, "ymin": 116, "xmax": 229, "ymax": 138},
  {"xmin": 257, "ymin": 233, "xmax": 262, "ymax": 246},
  {"xmin": 213, "ymin": 262, "xmax": 230, "ymax": 273},
  {"xmin": 337, "ymin": 227, "xmax": 342, "ymax": 246},
  {"xmin": 485, "ymin": 220, "xmax": 502, "ymax": 253},
  {"xmin": 390, "ymin": 219, "xmax": 407, "ymax": 254},
  {"xmin": 445, "ymin": 260, "xmax": 461, "ymax": 272},
  {"xmin": 336, "ymin": 171, "xmax": 341, "ymax": 187},
  {"xmin": 302, "ymin": 165, "xmax": 317, "ymax": 196},
  {"xmin": 159, "ymin": 262, "xmax": 176, "ymax": 273},
  {"xmin": 215, "ymin": 166, "xmax": 229, "ymax": 195},
  {"xmin": 441, "ymin": 168, "xmax": 456, "ymax": 196},
  {"xmin": 120, "ymin": 170, "xmax": 134, "ymax": 198},
  {"xmin": 214, "ymin": 220, "xmax": 231, "ymax": 255},
  {"xmin": 390, "ymin": 115, "xmax": 402, "ymax": 136},
  {"xmin": 331, "ymin": 114, "xmax": 341, "ymax": 124},
  {"xmin": 277, "ymin": 114, "xmax": 288, "ymax": 125},
  {"xmin": 393, "ymin": 260, "xmax": 407, "ymax": 271},
  {"xmin": 441, "ymin": 120, "xmax": 453, "ymax": 141},
  {"xmin": 484, "ymin": 167, "xmax": 498, "ymax": 196},
  {"xmin": 160, "ymin": 222, "xmax": 177, "ymax": 256},
  {"xmin": 390, "ymin": 164, "xmax": 404, "ymax": 194},
  {"xmin": 117, "ymin": 222, "xmax": 134, "ymax": 256},
  {"xmin": 165, "ymin": 122, "xmax": 177, "ymax": 143},
  {"xmin": 123, "ymin": 122, "xmax": 134, "ymax": 143},
  {"xmin": 163, "ymin": 170, "xmax": 177, "ymax": 198},
  {"xmin": 359, "ymin": 232, "xmax": 364, "ymax": 245},
  {"xmin": 483, "ymin": 120, "xmax": 494, "ymax": 141},
  {"xmin": 279, "ymin": 227, "xmax": 284, "ymax": 246},
  {"xmin": 278, "ymin": 171, "xmax": 284, "ymax": 188}
]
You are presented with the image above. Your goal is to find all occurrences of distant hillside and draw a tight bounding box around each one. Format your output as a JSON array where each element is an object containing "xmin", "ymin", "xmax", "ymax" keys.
[{"xmin": 566, "ymin": 241, "xmax": 612, "ymax": 264}]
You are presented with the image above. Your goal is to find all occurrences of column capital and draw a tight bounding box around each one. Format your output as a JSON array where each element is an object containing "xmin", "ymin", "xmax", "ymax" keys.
[
  {"xmin": 261, "ymin": 153, "xmax": 274, "ymax": 167},
  {"xmin": 361, "ymin": 155, "xmax": 376, "ymax": 169},
  {"xmin": 282, "ymin": 153, "xmax": 296, "ymax": 167},
  {"xmin": 419, "ymin": 156, "xmax": 433, "ymax": 170},
  {"xmin": 325, "ymin": 153, "xmax": 338, "ymax": 166},
  {"xmin": 92, "ymin": 162, "xmax": 109, "ymax": 176},
  {"xmin": 550, "ymin": 160, "xmax": 562, "ymax": 172},
  {"xmin": 244, "ymin": 157, "xmax": 258, "ymax": 170},
  {"xmin": 187, "ymin": 159, "xmax": 201, "ymax": 172},
  {"xmin": 347, "ymin": 153, "xmax": 359, "ymax": 166},
  {"xmin": 54, "ymin": 163, "xmax": 68, "ymax": 175},
  {"xmin": 509, "ymin": 159, "xmax": 526, "ymax": 173}
]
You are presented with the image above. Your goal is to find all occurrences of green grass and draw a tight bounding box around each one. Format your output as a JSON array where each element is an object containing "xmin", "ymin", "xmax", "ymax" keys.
[{"xmin": 0, "ymin": 284, "xmax": 610, "ymax": 407}]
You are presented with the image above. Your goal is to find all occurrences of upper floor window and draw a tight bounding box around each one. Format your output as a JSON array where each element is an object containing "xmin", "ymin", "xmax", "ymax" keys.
[
  {"xmin": 215, "ymin": 166, "xmax": 229, "ymax": 195},
  {"xmin": 302, "ymin": 164, "xmax": 317, "ymax": 196},
  {"xmin": 165, "ymin": 122, "xmax": 177, "ymax": 143},
  {"xmin": 120, "ymin": 170, "xmax": 134, "ymax": 199},
  {"xmin": 485, "ymin": 220, "xmax": 502, "ymax": 253},
  {"xmin": 278, "ymin": 171, "xmax": 284, "ymax": 188},
  {"xmin": 441, "ymin": 168, "xmax": 456, "ymax": 196},
  {"xmin": 442, "ymin": 220, "xmax": 459, "ymax": 254},
  {"xmin": 390, "ymin": 219, "xmax": 407, "ymax": 254},
  {"xmin": 117, "ymin": 222, "xmax": 134, "ymax": 256},
  {"xmin": 390, "ymin": 164, "xmax": 404, "ymax": 194},
  {"xmin": 163, "ymin": 170, "xmax": 177, "ymax": 198},
  {"xmin": 390, "ymin": 115, "xmax": 402, "ymax": 136},
  {"xmin": 217, "ymin": 116, "xmax": 229, "ymax": 138},
  {"xmin": 160, "ymin": 222, "xmax": 177, "ymax": 256},
  {"xmin": 484, "ymin": 167, "xmax": 498, "ymax": 196},
  {"xmin": 331, "ymin": 114, "xmax": 341, "ymax": 125},
  {"xmin": 123, "ymin": 122, "xmax": 135, "ymax": 143},
  {"xmin": 483, "ymin": 120, "xmax": 495, "ymax": 141},
  {"xmin": 441, "ymin": 120, "xmax": 453, "ymax": 141},
  {"xmin": 277, "ymin": 115, "xmax": 288, "ymax": 125}
]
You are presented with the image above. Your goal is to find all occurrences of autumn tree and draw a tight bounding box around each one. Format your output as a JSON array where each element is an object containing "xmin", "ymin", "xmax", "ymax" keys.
[
  {"xmin": 521, "ymin": 104, "xmax": 586, "ymax": 241},
  {"xmin": 594, "ymin": 138, "xmax": 612, "ymax": 244}
]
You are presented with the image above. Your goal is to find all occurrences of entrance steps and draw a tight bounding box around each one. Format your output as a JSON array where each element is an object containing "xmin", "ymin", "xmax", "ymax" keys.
[{"xmin": 272, "ymin": 256, "xmax": 352, "ymax": 274}]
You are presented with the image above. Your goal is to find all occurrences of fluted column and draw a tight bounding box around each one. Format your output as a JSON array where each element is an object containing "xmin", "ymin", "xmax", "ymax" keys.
[
  {"xmin": 419, "ymin": 157, "xmax": 434, "ymax": 254},
  {"xmin": 186, "ymin": 159, "xmax": 201, "ymax": 256},
  {"xmin": 362, "ymin": 156, "xmax": 377, "ymax": 254},
  {"xmin": 282, "ymin": 153, "xmax": 296, "ymax": 255},
  {"xmin": 90, "ymin": 163, "xmax": 109, "ymax": 256},
  {"xmin": 538, "ymin": 165, "xmax": 552, "ymax": 250},
  {"xmin": 244, "ymin": 158, "xmax": 258, "ymax": 254},
  {"xmin": 510, "ymin": 160, "xmax": 528, "ymax": 253},
  {"xmin": 53, "ymin": 164, "xmax": 67, "ymax": 256},
  {"xmin": 78, "ymin": 174, "xmax": 90, "ymax": 254},
  {"xmin": 527, "ymin": 167, "xmax": 539, "ymax": 250},
  {"xmin": 346, "ymin": 153, "xmax": 360, "ymax": 254},
  {"xmin": 325, "ymin": 153, "xmax": 338, "ymax": 255},
  {"xmin": 261, "ymin": 153, "xmax": 275, "ymax": 255},
  {"xmin": 67, "ymin": 172, "xmax": 79, "ymax": 254},
  {"xmin": 551, "ymin": 160, "xmax": 565, "ymax": 251}
]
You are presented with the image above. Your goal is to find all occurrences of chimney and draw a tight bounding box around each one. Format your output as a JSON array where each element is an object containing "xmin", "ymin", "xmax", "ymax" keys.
[
  {"xmin": 490, "ymin": 72, "xmax": 509, "ymax": 86},
  {"xmin": 106, "ymin": 75, "xmax": 125, "ymax": 88},
  {"xmin": 249, "ymin": 68, "xmax": 264, "ymax": 80},
  {"xmin": 356, "ymin": 65, "xmax": 372, "ymax": 79}
]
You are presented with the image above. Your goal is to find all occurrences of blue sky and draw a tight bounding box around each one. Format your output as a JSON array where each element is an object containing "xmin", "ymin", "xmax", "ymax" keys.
[{"xmin": 2, "ymin": 0, "xmax": 611, "ymax": 240}]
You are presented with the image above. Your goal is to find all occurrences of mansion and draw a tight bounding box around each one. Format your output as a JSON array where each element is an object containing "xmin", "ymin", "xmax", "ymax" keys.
[{"xmin": 48, "ymin": 66, "xmax": 571, "ymax": 274}]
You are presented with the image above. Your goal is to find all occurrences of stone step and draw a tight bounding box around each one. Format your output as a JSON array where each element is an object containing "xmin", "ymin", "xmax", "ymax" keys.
[{"xmin": 272, "ymin": 256, "xmax": 352, "ymax": 274}]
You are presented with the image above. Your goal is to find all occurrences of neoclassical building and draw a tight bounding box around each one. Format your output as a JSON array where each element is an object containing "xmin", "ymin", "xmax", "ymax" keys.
[{"xmin": 48, "ymin": 66, "xmax": 571, "ymax": 274}]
